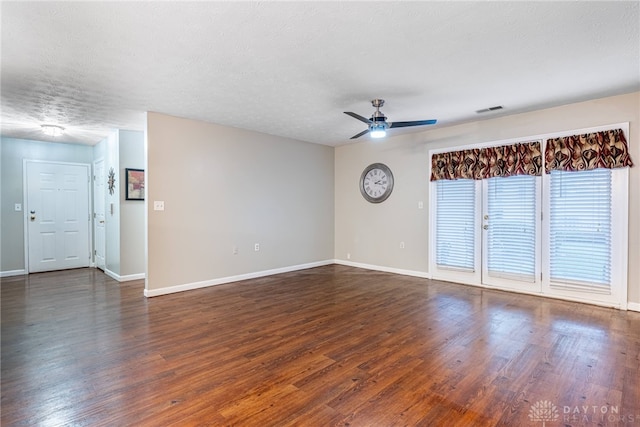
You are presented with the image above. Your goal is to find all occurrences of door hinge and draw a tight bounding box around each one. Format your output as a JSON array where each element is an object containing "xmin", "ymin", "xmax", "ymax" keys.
[{"xmin": 94, "ymin": 249, "xmax": 97, "ymax": 256}]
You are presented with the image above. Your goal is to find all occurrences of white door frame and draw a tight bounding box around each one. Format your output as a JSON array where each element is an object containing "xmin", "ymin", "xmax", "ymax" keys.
[
  {"xmin": 23, "ymin": 159, "xmax": 93, "ymax": 273},
  {"xmin": 93, "ymin": 158, "xmax": 106, "ymax": 270}
]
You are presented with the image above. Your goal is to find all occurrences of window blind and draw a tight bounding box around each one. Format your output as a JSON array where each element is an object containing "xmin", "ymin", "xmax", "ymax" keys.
[
  {"xmin": 549, "ymin": 169, "xmax": 612, "ymax": 290},
  {"xmin": 436, "ymin": 179, "xmax": 476, "ymax": 271},
  {"xmin": 486, "ymin": 175, "xmax": 537, "ymax": 281}
]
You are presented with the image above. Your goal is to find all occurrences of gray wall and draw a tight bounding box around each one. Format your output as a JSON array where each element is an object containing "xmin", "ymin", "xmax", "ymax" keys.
[
  {"xmin": 119, "ymin": 130, "xmax": 145, "ymax": 277},
  {"xmin": 146, "ymin": 112, "xmax": 335, "ymax": 293},
  {"xmin": 105, "ymin": 131, "xmax": 121, "ymax": 276},
  {"xmin": 0, "ymin": 137, "xmax": 93, "ymax": 273}
]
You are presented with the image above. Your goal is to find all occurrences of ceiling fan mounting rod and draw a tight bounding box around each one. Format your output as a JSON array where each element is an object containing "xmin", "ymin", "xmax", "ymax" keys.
[{"xmin": 370, "ymin": 99, "xmax": 387, "ymax": 122}]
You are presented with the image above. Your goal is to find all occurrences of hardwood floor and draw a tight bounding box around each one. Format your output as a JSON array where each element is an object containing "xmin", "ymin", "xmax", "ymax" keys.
[{"xmin": 2, "ymin": 265, "xmax": 639, "ymax": 426}]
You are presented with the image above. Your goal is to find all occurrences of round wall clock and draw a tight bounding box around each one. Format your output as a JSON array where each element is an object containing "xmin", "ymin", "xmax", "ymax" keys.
[
  {"xmin": 107, "ymin": 167, "xmax": 116, "ymax": 195},
  {"xmin": 359, "ymin": 163, "xmax": 394, "ymax": 203}
]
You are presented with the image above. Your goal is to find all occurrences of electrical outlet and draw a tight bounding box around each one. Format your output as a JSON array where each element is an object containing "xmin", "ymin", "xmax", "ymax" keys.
[
  {"xmin": 347, "ymin": 253, "xmax": 351, "ymax": 260},
  {"xmin": 15, "ymin": 203, "xmax": 22, "ymax": 211},
  {"xmin": 400, "ymin": 241, "xmax": 405, "ymax": 249},
  {"xmin": 418, "ymin": 201, "xmax": 424, "ymax": 209},
  {"xmin": 153, "ymin": 201, "xmax": 165, "ymax": 211},
  {"xmin": 254, "ymin": 243, "xmax": 260, "ymax": 252},
  {"xmin": 233, "ymin": 246, "xmax": 238, "ymax": 255}
]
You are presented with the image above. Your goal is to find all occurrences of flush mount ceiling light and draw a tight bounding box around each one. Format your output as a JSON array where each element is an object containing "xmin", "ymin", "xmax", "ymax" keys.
[{"xmin": 41, "ymin": 124, "xmax": 65, "ymax": 137}]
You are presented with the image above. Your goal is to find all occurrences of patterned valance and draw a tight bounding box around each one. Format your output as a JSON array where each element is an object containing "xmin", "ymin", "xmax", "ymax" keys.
[
  {"xmin": 430, "ymin": 141, "xmax": 542, "ymax": 181},
  {"xmin": 545, "ymin": 128, "xmax": 633, "ymax": 173}
]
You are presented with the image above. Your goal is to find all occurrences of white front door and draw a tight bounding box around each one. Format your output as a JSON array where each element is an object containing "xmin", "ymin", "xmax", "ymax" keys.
[
  {"xmin": 26, "ymin": 161, "xmax": 91, "ymax": 273},
  {"xmin": 93, "ymin": 159, "xmax": 106, "ymax": 270}
]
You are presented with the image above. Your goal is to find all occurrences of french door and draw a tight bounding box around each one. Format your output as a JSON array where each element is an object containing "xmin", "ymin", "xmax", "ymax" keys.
[
  {"xmin": 481, "ymin": 175, "xmax": 541, "ymax": 292},
  {"xmin": 431, "ymin": 166, "xmax": 628, "ymax": 308},
  {"xmin": 431, "ymin": 175, "xmax": 541, "ymax": 292}
]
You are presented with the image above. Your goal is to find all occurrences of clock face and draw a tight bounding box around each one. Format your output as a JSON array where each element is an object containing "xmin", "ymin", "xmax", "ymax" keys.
[
  {"xmin": 364, "ymin": 168, "xmax": 389, "ymax": 197},
  {"xmin": 359, "ymin": 163, "xmax": 394, "ymax": 203}
]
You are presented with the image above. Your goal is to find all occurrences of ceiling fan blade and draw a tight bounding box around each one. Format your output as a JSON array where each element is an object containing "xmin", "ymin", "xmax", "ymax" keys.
[
  {"xmin": 350, "ymin": 129, "xmax": 370, "ymax": 139},
  {"xmin": 344, "ymin": 112, "xmax": 372, "ymax": 124},
  {"xmin": 389, "ymin": 119, "xmax": 437, "ymax": 128}
]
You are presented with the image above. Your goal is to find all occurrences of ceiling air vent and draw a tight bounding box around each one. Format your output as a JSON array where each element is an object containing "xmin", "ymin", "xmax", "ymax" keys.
[{"xmin": 476, "ymin": 105, "xmax": 504, "ymax": 114}]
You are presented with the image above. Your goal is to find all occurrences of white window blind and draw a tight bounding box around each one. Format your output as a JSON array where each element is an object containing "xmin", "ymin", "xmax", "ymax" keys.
[
  {"xmin": 436, "ymin": 179, "xmax": 476, "ymax": 271},
  {"xmin": 549, "ymin": 169, "xmax": 612, "ymax": 290},
  {"xmin": 486, "ymin": 175, "xmax": 537, "ymax": 281}
]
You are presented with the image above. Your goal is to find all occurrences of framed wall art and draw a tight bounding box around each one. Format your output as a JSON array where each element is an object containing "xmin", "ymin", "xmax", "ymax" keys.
[{"xmin": 125, "ymin": 168, "xmax": 145, "ymax": 200}]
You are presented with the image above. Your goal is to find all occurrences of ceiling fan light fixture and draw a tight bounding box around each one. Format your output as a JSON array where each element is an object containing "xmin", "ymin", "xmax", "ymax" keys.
[
  {"xmin": 369, "ymin": 123, "xmax": 387, "ymax": 138},
  {"xmin": 370, "ymin": 129, "xmax": 386, "ymax": 138},
  {"xmin": 41, "ymin": 124, "xmax": 65, "ymax": 137}
]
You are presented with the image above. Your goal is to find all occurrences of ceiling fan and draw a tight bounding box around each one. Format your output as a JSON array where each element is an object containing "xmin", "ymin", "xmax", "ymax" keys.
[{"xmin": 344, "ymin": 99, "xmax": 437, "ymax": 139}]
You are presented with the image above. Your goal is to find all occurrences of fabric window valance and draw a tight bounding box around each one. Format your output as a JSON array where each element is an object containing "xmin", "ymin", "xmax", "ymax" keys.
[
  {"xmin": 545, "ymin": 128, "xmax": 633, "ymax": 173},
  {"xmin": 430, "ymin": 141, "xmax": 542, "ymax": 181}
]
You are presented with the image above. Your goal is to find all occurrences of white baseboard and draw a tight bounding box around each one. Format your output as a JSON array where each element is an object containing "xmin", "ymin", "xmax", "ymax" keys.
[
  {"xmin": 334, "ymin": 259, "xmax": 431, "ymax": 279},
  {"xmin": 120, "ymin": 273, "xmax": 145, "ymax": 282},
  {"xmin": 144, "ymin": 259, "xmax": 334, "ymax": 297},
  {"xmin": 104, "ymin": 269, "xmax": 145, "ymax": 282},
  {"xmin": 628, "ymin": 302, "xmax": 640, "ymax": 312},
  {"xmin": 0, "ymin": 269, "xmax": 27, "ymax": 278}
]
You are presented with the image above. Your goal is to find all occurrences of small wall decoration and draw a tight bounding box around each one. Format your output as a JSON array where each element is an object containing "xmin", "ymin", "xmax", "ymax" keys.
[
  {"xmin": 125, "ymin": 168, "xmax": 145, "ymax": 200},
  {"xmin": 107, "ymin": 167, "xmax": 116, "ymax": 195}
]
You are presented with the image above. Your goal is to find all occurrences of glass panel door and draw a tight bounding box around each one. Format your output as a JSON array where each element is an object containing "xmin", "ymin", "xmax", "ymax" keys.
[
  {"xmin": 481, "ymin": 175, "xmax": 541, "ymax": 292},
  {"xmin": 431, "ymin": 179, "xmax": 481, "ymax": 285}
]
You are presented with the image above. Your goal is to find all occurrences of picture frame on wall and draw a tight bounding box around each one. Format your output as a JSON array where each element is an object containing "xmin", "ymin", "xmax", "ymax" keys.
[{"xmin": 125, "ymin": 168, "xmax": 145, "ymax": 200}]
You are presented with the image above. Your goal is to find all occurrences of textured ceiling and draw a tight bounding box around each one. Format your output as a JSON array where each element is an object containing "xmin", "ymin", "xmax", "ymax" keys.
[{"xmin": 1, "ymin": 1, "xmax": 639, "ymax": 146}]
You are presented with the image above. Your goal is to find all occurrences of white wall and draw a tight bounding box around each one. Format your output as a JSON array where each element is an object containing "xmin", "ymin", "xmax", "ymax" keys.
[
  {"xmin": 0, "ymin": 137, "xmax": 93, "ymax": 274},
  {"xmin": 334, "ymin": 92, "xmax": 640, "ymax": 305},
  {"xmin": 145, "ymin": 112, "xmax": 335, "ymax": 294}
]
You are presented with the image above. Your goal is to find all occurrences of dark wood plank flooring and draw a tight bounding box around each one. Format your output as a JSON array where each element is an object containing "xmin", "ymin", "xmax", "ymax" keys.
[{"xmin": 2, "ymin": 265, "xmax": 639, "ymax": 426}]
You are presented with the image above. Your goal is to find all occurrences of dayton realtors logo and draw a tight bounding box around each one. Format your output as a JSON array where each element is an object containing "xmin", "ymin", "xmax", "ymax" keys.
[
  {"xmin": 529, "ymin": 401, "xmax": 638, "ymax": 425},
  {"xmin": 529, "ymin": 400, "xmax": 559, "ymax": 426}
]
